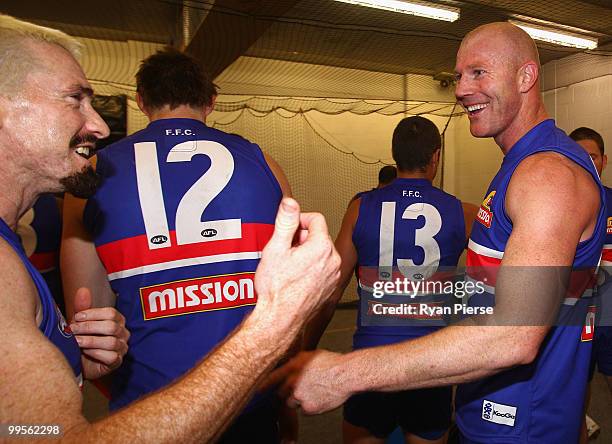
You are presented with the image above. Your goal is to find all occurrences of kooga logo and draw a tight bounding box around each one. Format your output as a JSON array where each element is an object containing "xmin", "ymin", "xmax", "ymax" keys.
[
  {"xmin": 494, "ymin": 410, "xmax": 516, "ymax": 419},
  {"xmin": 481, "ymin": 399, "xmax": 517, "ymax": 427}
]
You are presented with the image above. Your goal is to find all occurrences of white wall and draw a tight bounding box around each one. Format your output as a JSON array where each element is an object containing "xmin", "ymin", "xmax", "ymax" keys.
[
  {"xmin": 443, "ymin": 115, "xmax": 502, "ymax": 205},
  {"xmin": 542, "ymin": 54, "xmax": 612, "ymax": 186}
]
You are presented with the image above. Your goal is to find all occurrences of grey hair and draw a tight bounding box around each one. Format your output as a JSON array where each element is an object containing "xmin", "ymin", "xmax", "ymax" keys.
[{"xmin": 0, "ymin": 14, "xmax": 83, "ymax": 95}]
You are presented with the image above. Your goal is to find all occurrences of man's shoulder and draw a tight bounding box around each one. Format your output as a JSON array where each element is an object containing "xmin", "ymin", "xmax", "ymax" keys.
[
  {"xmin": 0, "ymin": 236, "xmax": 38, "ymax": 319},
  {"xmin": 508, "ymin": 152, "xmax": 598, "ymax": 208},
  {"xmin": 427, "ymin": 185, "xmax": 462, "ymax": 205},
  {"xmin": 513, "ymin": 151, "xmax": 590, "ymax": 182},
  {"xmin": 506, "ymin": 152, "xmax": 600, "ymax": 237}
]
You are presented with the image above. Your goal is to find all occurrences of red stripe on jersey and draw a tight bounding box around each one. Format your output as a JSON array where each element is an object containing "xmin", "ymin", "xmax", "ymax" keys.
[
  {"xmin": 29, "ymin": 251, "xmax": 58, "ymax": 273},
  {"xmin": 96, "ymin": 223, "xmax": 274, "ymax": 275},
  {"xmin": 567, "ymin": 270, "xmax": 597, "ymax": 298},
  {"xmin": 466, "ymin": 250, "xmax": 500, "ymax": 287},
  {"xmin": 602, "ymin": 248, "xmax": 612, "ymax": 263},
  {"xmin": 466, "ymin": 248, "xmax": 502, "ymax": 268},
  {"xmin": 467, "ymin": 246, "xmax": 595, "ymax": 298}
]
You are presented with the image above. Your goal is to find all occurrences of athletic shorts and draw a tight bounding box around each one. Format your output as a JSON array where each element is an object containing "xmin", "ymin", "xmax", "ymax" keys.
[
  {"xmin": 343, "ymin": 387, "xmax": 452, "ymax": 440},
  {"xmin": 218, "ymin": 398, "xmax": 280, "ymax": 444}
]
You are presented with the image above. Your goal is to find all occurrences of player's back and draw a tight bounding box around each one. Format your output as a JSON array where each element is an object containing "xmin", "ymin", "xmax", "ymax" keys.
[
  {"xmin": 352, "ymin": 178, "xmax": 466, "ymax": 348},
  {"xmin": 85, "ymin": 118, "xmax": 282, "ymax": 409}
]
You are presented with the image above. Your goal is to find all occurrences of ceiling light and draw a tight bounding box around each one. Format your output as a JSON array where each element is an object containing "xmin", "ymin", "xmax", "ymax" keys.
[
  {"xmin": 509, "ymin": 20, "xmax": 598, "ymax": 50},
  {"xmin": 333, "ymin": 0, "xmax": 460, "ymax": 22}
]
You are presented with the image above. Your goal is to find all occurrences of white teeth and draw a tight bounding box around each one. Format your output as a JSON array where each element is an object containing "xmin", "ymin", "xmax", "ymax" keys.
[
  {"xmin": 466, "ymin": 103, "xmax": 488, "ymax": 112},
  {"xmin": 75, "ymin": 146, "xmax": 90, "ymax": 157}
]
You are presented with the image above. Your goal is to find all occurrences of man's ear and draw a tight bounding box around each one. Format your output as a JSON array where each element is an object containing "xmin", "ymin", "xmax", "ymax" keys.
[
  {"xmin": 518, "ymin": 61, "xmax": 539, "ymax": 93},
  {"xmin": 602, "ymin": 154, "xmax": 608, "ymax": 173},
  {"xmin": 432, "ymin": 148, "xmax": 441, "ymax": 165},
  {"xmin": 204, "ymin": 94, "xmax": 217, "ymax": 117},
  {"xmin": 135, "ymin": 92, "xmax": 146, "ymax": 115}
]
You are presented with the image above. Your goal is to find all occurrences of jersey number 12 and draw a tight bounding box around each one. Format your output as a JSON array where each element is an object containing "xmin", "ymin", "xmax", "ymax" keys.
[{"xmin": 134, "ymin": 140, "xmax": 241, "ymax": 250}]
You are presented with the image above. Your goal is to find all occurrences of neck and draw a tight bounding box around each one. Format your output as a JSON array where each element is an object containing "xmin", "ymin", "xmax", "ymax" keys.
[
  {"xmin": 495, "ymin": 96, "xmax": 549, "ymax": 154},
  {"xmin": 148, "ymin": 105, "xmax": 207, "ymax": 123},
  {"xmin": 397, "ymin": 170, "xmax": 430, "ymax": 181},
  {"xmin": 0, "ymin": 165, "xmax": 39, "ymax": 231}
]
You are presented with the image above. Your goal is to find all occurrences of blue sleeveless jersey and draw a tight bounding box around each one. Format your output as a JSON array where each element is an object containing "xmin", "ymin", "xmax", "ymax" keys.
[
  {"xmin": 457, "ymin": 120, "xmax": 606, "ymax": 443},
  {"xmin": 16, "ymin": 195, "xmax": 64, "ymax": 311},
  {"xmin": 84, "ymin": 118, "xmax": 282, "ymax": 410},
  {"xmin": 601, "ymin": 186, "xmax": 612, "ymax": 267},
  {"xmin": 1, "ymin": 217, "xmax": 82, "ymax": 385},
  {"xmin": 352, "ymin": 178, "xmax": 466, "ymax": 348},
  {"xmin": 594, "ymin": 186, "xmax": 612, "ymax": 375}
]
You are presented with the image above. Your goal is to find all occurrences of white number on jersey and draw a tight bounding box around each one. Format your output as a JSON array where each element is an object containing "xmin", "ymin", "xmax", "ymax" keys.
[
  {"xmin": 134, "ymin": 140, "xmax": 242, "ymax": 250},
  {"xmin": 378, "ymin": 202, "xmax": 442, "ymax": 280}
]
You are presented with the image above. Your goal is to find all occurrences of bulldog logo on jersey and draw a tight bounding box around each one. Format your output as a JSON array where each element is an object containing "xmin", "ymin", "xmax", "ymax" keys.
[
  {"xmin": 477, "ymin": 191, "xmax": 496, "ymax": 229},
  {"xmin": 607, "ymin": 217, "xmax": 612, "ymax": 235},
  {"xmin": 55, "ymin": 304, "xmax": 73, "ymax": 338},
  {"xmin": 581, "ymin": 306, "xmax": 596, "ymax": 342}
]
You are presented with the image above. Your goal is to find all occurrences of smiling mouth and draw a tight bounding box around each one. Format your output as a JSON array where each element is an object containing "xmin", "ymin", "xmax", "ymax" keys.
[
  {"xmin": 465, "ymin": 103, "xmax": 488, "ymax": 115},
  {"xmin": 74, "ymin": 146, "xmax": 93, "ymax": 159}
]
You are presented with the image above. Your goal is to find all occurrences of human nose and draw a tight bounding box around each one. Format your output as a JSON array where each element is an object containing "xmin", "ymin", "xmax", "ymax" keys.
[
  {"xmin": 454, "ymin": 74, "xmax": 474, "ymax": 103},
  {"xmin": 84, "ymin": 103, "xmax": 110, "ymax": 140}
]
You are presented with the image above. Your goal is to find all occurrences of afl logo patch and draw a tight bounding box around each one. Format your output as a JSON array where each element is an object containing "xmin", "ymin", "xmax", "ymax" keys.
[
  {"xmin": 201, "ymin": 228, "xmax": 218, "ymax": 238},
  {"xmin": 151, "ymin": 235, "xmax": 168, "ymax": 245}
]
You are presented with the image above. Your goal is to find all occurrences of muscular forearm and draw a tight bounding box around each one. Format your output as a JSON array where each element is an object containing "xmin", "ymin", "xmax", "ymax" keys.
[
  {"xmin": 67, "ymin": 313, "xmax": 295, "ymax": 444},
  {"xmin": 336, "ymin": 324, "xmax": 542, "ymax": 395},
  {"xmin": 334, "ymin": 268, "xmax": 556, "ymax": 394}
]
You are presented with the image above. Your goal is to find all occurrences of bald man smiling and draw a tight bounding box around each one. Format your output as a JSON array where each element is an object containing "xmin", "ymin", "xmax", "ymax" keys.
[{"xmin": 276, "ymin": 23, "xmax": 605, "ymax": 444}]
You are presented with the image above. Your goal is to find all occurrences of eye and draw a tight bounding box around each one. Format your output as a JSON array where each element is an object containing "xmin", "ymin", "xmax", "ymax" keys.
[
  {"xmin": 67, "ymin": 93, "xmax": 82, "ymax": 104},
  {"xmin": 473, "ymin": 69, "xmax": 485, "ymax": 77}
]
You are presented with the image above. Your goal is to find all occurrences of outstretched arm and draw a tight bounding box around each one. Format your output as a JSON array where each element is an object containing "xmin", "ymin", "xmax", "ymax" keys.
[{"xmin": 278, "ymin": 152, "xmax": 600, "ymax": 414}]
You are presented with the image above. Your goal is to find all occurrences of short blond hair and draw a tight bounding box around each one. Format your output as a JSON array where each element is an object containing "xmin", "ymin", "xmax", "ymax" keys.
[{"xmin": 0, "ymin": 14, "xmax": 83, "ymax": 95}]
